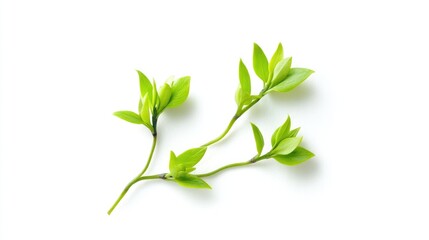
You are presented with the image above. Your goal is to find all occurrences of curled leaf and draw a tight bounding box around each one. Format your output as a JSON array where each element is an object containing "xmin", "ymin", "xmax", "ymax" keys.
[{"xmin": 250, "ymin": 123, "xmax": 264, "ymax": 156}]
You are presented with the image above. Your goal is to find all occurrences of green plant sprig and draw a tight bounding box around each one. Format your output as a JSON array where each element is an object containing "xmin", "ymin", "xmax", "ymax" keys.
[
  {"xmin": 109, "ymin": 73, "xmax": 191, "ymax": 215},
  {"xmin": 108, "ymin": 43, "xmax": 314, "ymax": 215},
  {"xmin": 202, "ymin": 43, "xmax": 313, "ymax": 147}
]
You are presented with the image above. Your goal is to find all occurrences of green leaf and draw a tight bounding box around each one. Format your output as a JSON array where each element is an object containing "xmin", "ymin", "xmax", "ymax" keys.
[
  {"xmin": 113, "ymin": 111, "xmax": 143, "ymax": 124},
  {"xmin": 270, "ymin": 68, "xmax": 314, "ymax": 93},
  {"xmin": 270, "ymin": 137, "xmax": 302, "ymax": 156},
  {"xmin": 253, "ymin": 43, "xmax": 269, "ymax": 82},
  {"xmin": 235, "ymin": 87, "xmax": 251, "ymax": 106},
  {"xmin": 250, "ymin": 123, "xmax": 264, "ymax": 156},
  {"xmin": 169, "ymin": 151, "xmax": 178, "ymax": 173},
  {"xmin": 271, "ymin": 57, "xmax": 292, "ymax": 86},
  {"xmin": 274, "ymin": 147, "xmax": 314, "ymax": 166},
  {"xmin": 271, "ymin": 116, "xmax": 291, "ymax": 147},
  {"xmin": 139, "ymin": 94, "xmax": 152, "ymax": 130},
  {"xmin": 176, "ymin": 147, "xmax": 207, "ymax": 169},
  {"xmin": 151, "ymin": 80, "xmax": 159, "ymax": 110},
  {"xmin": 239, "ymin": 60, "xmax": 251, "ymax": 95},
  {"xmin": 167, "ymin": 76, "xmax": 190, "ymax": 108},
  {"xmin": 158, "ymin": 83, "xmax": 172, "ymax": 112},
  {"xmin": 137, "ymin": 70, "xmax": 153, "ymax": 100},
  {"xmin": 175, "ymin": 174, "xmax": 212, "ymax": 189},
  {"xmin": 287, "ymin": 127, "xmax": 300, "ymax": 138},
  {"xmin": 269, "ymin": 43, "xmax": 284, "ymax": 75}
]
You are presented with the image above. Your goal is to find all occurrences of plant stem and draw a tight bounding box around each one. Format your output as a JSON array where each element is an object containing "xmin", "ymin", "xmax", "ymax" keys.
[
  {"xmin": 196, "ymin": 154, "xmax": 270, "ymax": 178},
  {"xmin": 137, "ymin": 135, "xmax": 157, "ymax": 177},
  {"xmin": 107, "ymin": 174, "xmax": 162, "ymax": 215},
  {"xmin": 201, "ymin": 93, "xmax": 264, "ymax": 147},
  {"xmin": 202, "ymin": 117, "xmax": 237, "ymax": 147}
]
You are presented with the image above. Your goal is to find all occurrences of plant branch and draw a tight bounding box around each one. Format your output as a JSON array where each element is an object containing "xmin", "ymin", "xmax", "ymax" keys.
[
  {"xmin": 201, "ymin": 92, "xmax": 264, "ymax": 147},
  {"xmin": 196, "ymin": 153, "xmax": 270, "ymax": 178},
  {"xmin": 107, "ymin": 174, "xmax": 163, "ymax": 215}
]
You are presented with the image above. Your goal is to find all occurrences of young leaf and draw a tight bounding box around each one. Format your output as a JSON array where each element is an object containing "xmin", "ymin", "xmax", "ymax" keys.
[
  {"xmin": 167, "ymin": 76, "xmax": 190, "ymax": 108},
  {"xmin": 274, "ymin": 146, "xmax": 314, "ymax": 166},
  {"xmin": 158, "ymin": 83, "xmax": 172, "ymax": 112},
  {"xmin": 113, "ymin": 111, "xmax": 143, "ymax": 124},
  {"xmin": 269, "ymin": 43, "xmax": 284, "ymax": 75},
  {"xmin": 175, "ymin": 174, "xmax": 212, "ymax": 189},
  {"xmin": 151, "ymin": 80, "xmax": 159, "ymax": 110},
  {"xmin": 271, "ymin": 116, "xmax": 291, "ymax": 147},
  {"xmin": 169, "ymin": 151, "xmax": 178, "ymax": 173},
  {"xmin": 271, "ymin": 57, "xmax": 292, "ymax": 86},
  {"xmin": 250, "ymin": 123, "xmax": 264, "ymax": 156},
  {"xmin": 176, "ymin": 147, "xmax": 207, "ymax": 169},
  {"xmin": 239, "ymin": 60, "xmax": 251, "ymax": 95},
  {"xmin": 253, "ymin": 43, "xmax": 269, "ymax": 82},
  {"xmin": 235, "ymin": 87, "xmax": 251, "ymax": 106},
  {"xmin": 270, "ymin": 137, "xmax": 302, "ymax": 156},
  {"xmin": 139, "ymin": 94, "xmax": 152, "ymax": 130},
  {"xmin": 270, "ymin": 68, "xmax": 314, "ymax": 93},
  {"xmin": 287, "ymin": 127, "xmax": 300, "ymax": 138},
  {"xmin": 137, "ymin": 70, "xmax": 153, "ymax": 100}
]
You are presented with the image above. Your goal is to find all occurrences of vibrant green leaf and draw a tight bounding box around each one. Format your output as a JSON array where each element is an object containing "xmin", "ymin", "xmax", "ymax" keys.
[
  {"xmin": 167, "ymin": 76, "xmax": 190, "ymax": 108},
  {"xmin": 270, "ymin": 137, "xmax": 302, "ymax": 156},
  {"xmin": 139, "ymin": 94, "xmax": 152, "ymax": 130},
  {"xmin": 169, "ymin": 151, "xmax": 178, "ymax": 173},
  {"xmin": 253, "ymin": 43, "xmax": 269, "ymax": 82},
  {"xmin": 239, "ymin": 60, "xmax": 251, "ymax": 95},
  {"xmin": 250, "ymin": 123, "xmax": 264, "ymax": 156},
  {"xmin": 271, "ymin": 57, "xmax": 292, "ymax": 86},
  {"xmin": 176, "ymin": 147, "xmax": 207, "ymax": 169},
  {"xmin": 287, "ymin": 127, "xmax": 300, "ymax": 138},
  {"xmin": 270, "ymin": 68, "xmax": 314, "ymax": 93},
  {"xmin": 113, "ymin": 111, "xmax": 143, "ymax": 124},
  {"xmin": 271, "ymin": 116, "xmax": 291, "ymax": 147},
  {"xmin": 158, "ymin": 83, "xmax": 172, "ymax": 112},
  {"xmin": 151, "ymin": 80, "xmax": 159, "ymax": 110},
  {"xmin": 175, "ymin": 174, "xmax": 212, "ymax": 189},
  {"xmin": 235, "ymin": 87, "xmax": 251, "ymax": 106},
  {"xmin": 137, "ymin": 70, "xmax": 153, "ymax": 100},
  {"xmin": 274, "ymin": 147, "xmax": 314, "ymax": 166},
  {"xmin": 269, "ymin": 43, "xmax": 284, "ymax": 75}
]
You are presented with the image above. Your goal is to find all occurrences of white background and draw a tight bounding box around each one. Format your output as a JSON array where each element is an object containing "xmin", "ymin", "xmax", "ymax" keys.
[{"xmin": 1, "ymin": 0, "xmax": 428, "ymax": 239}]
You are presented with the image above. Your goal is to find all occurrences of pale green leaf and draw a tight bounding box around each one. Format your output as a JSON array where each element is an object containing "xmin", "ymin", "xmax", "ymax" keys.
[
  {"xmin": 271, "ymin": 116, "xmax": 291, "ymax": 147},
  {"xmin": 113, "ymin": 111, "xmax": 143, "ymax": 124},
  {"xmin": 250, "ymin": 123, "xmax": 264, "ymax": 156},
  {"xmin": 271, "ymin": 57, "xmax": 292, "ymax": 86},
  {"xmin": 169, "ymin": 151, "xmax": 178, "ymax": 173},
  {"xmin": 167, "ymin": 76, "xmax": 190, "ymax": 108},
  {"xmin": 176, "ymin": 147, "xmax": 207, "ymax": 168},
  {"xmin": 239, "ymin": 60, "xmax": 251, "ymax": 95},
  {"xmin": 151, "ymin": 80, "xmax": 159, "ymax": 110},
  {"xmin": 271, "ymin": 137, "xmax": 302, "ymax": 156},
  {"xmin": 175, "ymin": 174, "xmax": 212, "ymax": 189},
  {"xmin": 139, "ymin": 94, "xmax": 152, "ymax": 130},
  {"xmin": 235, "ymin": 87, "xmax": 251, "ymax": 106},
  {"xmin": 158, "ymin": 83, "xmax": 172, "ymax": 112},
  {"xmin": 270, "ymin": 68, "xmax": 314, "ymax": 93},
  {"xmin": 269, "ymin": 43, "xmax": 284, "ymax": 75},
  {"xmin": 253, "ymin": 43, "xmax": 269, "ymax": 82},
  {"xmin": 137, "ymin": 70, "xmax": 153, "ymax": 100},
  {"xmin": 274, "ymin": 147, "xmax": 314, "ymax": 166}
]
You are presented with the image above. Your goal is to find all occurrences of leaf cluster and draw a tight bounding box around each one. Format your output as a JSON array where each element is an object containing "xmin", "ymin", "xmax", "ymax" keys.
[{"xmin": 113, "ymin": 71, "xmax": 190, "ymax": 134}]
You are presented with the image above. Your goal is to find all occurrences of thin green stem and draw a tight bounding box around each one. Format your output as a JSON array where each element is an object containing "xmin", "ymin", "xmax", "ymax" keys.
[
  {"xmin": 196, "ymin": 154, "xmax": 270, "ymax": 178},
  {"xmin": 201, "ymin": 92, "xmax": 264, "ymax": 148},
  {"xmin": 137, "ymin": 135, "xmax": 157, "ymax": 177},
  {"xmin": 202, "ymin": 117, "xmax": 237, "ymax": 147},
  {"xmin": 107, "ymin": 174, "xmax": 162, "ymax": 215}
]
